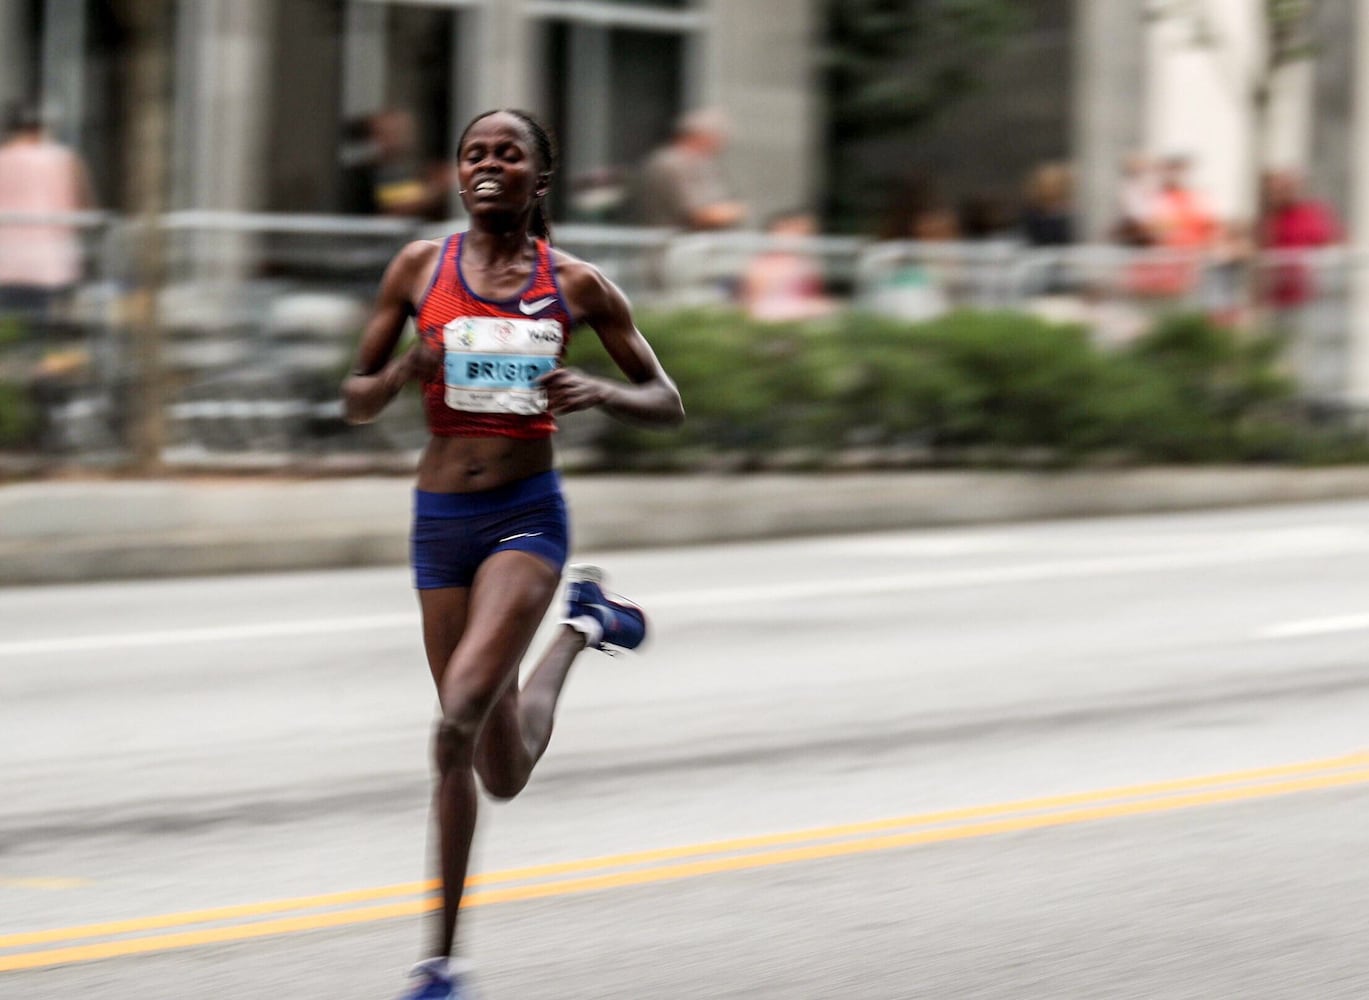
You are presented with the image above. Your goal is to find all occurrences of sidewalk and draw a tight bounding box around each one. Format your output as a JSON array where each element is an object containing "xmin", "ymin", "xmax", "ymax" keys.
[{"xmin": 5, "ymin": 466, "xmax": 1369, "ymax": 585}]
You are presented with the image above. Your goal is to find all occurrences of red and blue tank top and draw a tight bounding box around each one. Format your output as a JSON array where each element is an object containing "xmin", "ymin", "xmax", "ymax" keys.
[{"xmin": 414, "ymin": 233, "xmax": 574, "ymax": 439}]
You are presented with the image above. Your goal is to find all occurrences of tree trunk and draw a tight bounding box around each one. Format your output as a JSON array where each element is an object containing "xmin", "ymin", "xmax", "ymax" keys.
[
  {"xmin": 1251, "ymin": 77, "xmax": 1272, "ymax": 223},
  {"xmin": 122, "ymin": 0, "xmax": 171, "ymax": 473}
]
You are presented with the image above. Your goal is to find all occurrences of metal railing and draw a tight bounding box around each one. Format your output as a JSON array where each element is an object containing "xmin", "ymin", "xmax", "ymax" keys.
[{"xmin": 0, "ymin": 212, "xmax": 1362, "ymax": 465}]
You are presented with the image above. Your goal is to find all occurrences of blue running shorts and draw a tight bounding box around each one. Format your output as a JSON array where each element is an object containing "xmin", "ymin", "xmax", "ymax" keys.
[{"xmin": 412, "ymin": 470, "xmax": 569, "ymax": 590}]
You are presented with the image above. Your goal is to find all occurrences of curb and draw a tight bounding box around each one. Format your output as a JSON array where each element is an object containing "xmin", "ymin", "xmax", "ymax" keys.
[{"xmin": 4, "ymin": 467, "xmax": 1369, "ymax": 586}]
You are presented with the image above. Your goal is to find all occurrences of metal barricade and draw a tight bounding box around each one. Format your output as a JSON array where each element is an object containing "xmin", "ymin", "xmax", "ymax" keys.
[
  {"xmin": 0, "ymin": 210, "xmax": 121, "ymax": 457},
  {"xmin": 152, "ymin": 212, "xmax": 418, "ymax": 460},
  {"xmin": 537, "ymin": 223, "xmax": 675, "ymax": 304},
  {"xmin": 1250, "ymin": 246, "xmax": 1356, "ymax": 404},
  {"xmin": 855, "ymin": 239, "xmax": 1025, "ymax": 317},
  {"xmin": 661, "ymin": 230, "xmax": 868, "ymax": 309},
  {"xmin": 3, "ymin": 213, "xmax": 1364, "ymax": 466}
]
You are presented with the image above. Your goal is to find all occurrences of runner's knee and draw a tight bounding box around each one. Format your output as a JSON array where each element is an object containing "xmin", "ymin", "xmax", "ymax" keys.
[{"xmin": 434, "ymin": 706, "xmax": 483, "ymax": 774}]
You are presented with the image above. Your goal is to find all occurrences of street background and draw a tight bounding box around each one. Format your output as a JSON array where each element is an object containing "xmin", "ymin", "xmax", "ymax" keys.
[
  {"xmin": 5, "ymin": 503, "xmax": 1369, "ymax": 997},
  {"xmin": 6, "ymin": 2, "xmax": 1369, "ymax": 998}
]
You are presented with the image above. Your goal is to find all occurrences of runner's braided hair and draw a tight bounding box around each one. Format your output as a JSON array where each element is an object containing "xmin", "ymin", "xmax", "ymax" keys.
[{"xmin": 458, "ymin": 109, "xmax": 557, "ymax": 243}]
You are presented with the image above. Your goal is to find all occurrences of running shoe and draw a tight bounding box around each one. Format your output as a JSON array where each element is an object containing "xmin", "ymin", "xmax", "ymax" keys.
[
  {"xmin": 395, "ymin": 958, "xmax": 476, "ymax": 1000},
  {"xmin": 561, "ymin": 564, "xmax": 648, "ymax": 652}
]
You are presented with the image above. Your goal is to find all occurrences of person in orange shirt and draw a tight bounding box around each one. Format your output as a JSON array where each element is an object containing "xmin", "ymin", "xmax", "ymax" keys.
[
  {"xmin": 1127, "ymin": 155, "xmax": 1215, "ymax": 298},
  {"xmin": 1150, "ymin": 155, "xmax": 1217, "ymax": 249}
]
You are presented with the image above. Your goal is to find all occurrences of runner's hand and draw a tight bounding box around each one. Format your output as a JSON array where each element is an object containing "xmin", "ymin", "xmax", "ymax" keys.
[{"xmin": 538, "ymin": 367, "xmax": 607, "ymax": 414}]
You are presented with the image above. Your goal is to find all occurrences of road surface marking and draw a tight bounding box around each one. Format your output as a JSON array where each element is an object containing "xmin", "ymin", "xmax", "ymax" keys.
[
  {"xmin": 0, "ymin": 614, "xmax": 415, "ymax": 657},
  {"xmin": 4, "ymin": 750, "xmax": 1368, "ymax": 972},
  {"xmin": 0, "ymin": 879, "xmax": 90, "ymax": 891},
  {"xmin": 6, "ymin": 530, "xmax": 1369, "ymax": 657},
  {"xmin": 1257, "ymin": 613, "xmax": 1369, "ymax": 640},
  {"xmin": 7, "ymin": 749, "xmax": 1363, "ymax": 950}
]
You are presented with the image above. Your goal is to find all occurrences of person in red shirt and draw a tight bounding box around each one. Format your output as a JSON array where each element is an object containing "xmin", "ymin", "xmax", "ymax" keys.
[{"xmin": 1260, "ymin": 169, "xmax": 1342, "ymax": 309}]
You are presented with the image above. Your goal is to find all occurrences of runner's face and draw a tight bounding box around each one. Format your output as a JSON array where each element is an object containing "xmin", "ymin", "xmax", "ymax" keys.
[{"xmin": 458, "ymin": 114, "xmax": 545, "ymax": 217}]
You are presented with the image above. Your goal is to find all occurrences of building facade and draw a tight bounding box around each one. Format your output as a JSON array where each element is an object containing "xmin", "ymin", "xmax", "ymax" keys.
[
  {"xmin": 8, "ymin": 0, "xmax": 1369, "ymax": 401},
  {"xmin": 0, "ymin": 0, "xmax": 819, "ymax": 225}
]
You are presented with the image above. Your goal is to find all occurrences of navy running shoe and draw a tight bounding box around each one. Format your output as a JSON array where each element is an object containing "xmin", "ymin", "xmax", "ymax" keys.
[
  {"xmin": 395, "ymin": 958, "xmax": 475, "ymax": 1000},
  {"xmin": 561, "ymin": 564, "xmax": 648, "ymax": 652}
]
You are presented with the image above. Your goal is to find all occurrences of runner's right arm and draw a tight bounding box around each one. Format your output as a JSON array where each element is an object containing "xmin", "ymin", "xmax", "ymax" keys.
[{"xmin": 342, "ymin": 241, "xmax": 442, "ymax": 425}]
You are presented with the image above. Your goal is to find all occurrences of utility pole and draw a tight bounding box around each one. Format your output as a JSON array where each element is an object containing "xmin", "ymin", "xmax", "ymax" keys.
[{"xmin": 122, "ymin": 0, "xmax": 171, "ymax": 472}]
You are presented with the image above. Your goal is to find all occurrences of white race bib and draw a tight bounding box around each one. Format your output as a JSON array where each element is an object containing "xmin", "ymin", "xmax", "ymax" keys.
[{"xmin": 442, "ymin": 316, "xmax": 563, "ymax": 415}]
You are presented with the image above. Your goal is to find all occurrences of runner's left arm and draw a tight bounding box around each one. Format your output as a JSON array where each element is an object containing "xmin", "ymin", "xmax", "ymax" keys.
[{"xmin": 539, "ymin": 264, "xmax": 684, "ymax": 427}]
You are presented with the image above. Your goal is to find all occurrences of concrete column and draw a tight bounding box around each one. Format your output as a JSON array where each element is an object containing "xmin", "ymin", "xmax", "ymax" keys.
[
  {"xmin": 689, "ymin": 0, "xmax": 721, "ymax": 110},
  {"xmin": 704, "ymin": 0, "xmax": 817, "ymax": 222},
  {"xmin": 0, "ymin": 1, "xmax": 33, "ymax": 115},
  {"xmin": 566, "ymin": 24, "xmax": 610, "ymax": 187},
  {"xmin": 1349, "ymin": 0, "xmax": 1369, "ymax": 405},
  {"xmin": 454, "ymin": 6, "xmax": 484, "ymax": 126},
  {"xmin": 1309, "ymin": 0, "xmax": 1356, "ymax": 222},
  {"xmin": 487, "ymin": 0, "xmax": 531, "ymax": 109},
  {"xmin": 343, "ymin": 1, "xmax": 387, "ymax": 119},
  {"xmin": 196, "ymin": 0, "xmax": 273, "ymax": 212},
  {"xmin": 1072, "ymin": 0, "xmax": 1147, "ymax": 242},
  {"xmin": 41, "ymin": 0, "xmax": 86, "ymax": 146},
  {"xmin": 172, "ymin": 0, "xmax": 274, "ymax": 284},
  {"xmin": 1266, "ymin": 61, "xmax": 1315, "ymax": 172},
  {"xmin": 170, "ymin": 0, "xmax": 204, "ymax": 211}
]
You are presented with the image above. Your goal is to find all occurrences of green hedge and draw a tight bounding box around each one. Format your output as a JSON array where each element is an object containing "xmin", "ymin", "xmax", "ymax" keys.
[{"xmin": 562, "ymin": 308, "xmax": 1368, "ymax": 469}]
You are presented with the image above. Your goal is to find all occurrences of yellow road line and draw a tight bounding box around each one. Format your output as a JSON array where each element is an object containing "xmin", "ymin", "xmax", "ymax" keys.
[
  {"xmin": 3, "ymin": 754, "xmax": 1368, "ymax": 973},
  {"xmin": 0, "ymin": 879, "xmax": 92, "ymax": 891},
  {"xmin": 0, "ymin": 881, "xmax": 438, "ymax": 950},
  {"xmin": 461, "ymin": 749, "xmax": 1369, "ymax": 883},
  {"xmin": 7, "ymin": 748, "xmax": 1363, "ymax": 952},
  {"xmin": 460, "ymin": 766, "xmax": 1369, "ymax": 906},
  {"xmin": 16, "ymin": 746, "xmax": 1369, "ymax": 952}
]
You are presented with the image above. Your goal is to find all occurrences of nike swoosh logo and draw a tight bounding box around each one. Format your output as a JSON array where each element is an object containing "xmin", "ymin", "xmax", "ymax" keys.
[
  {"xmin": 519, "ymin": 296, "xmax": 557, "ymax": 315},
  {"xmin": 499, "ymin": 532, "xmax": 544, "ymax": 543}
]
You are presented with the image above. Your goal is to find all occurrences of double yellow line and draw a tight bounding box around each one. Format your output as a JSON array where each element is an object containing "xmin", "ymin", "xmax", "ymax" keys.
[{"xmin": 4, "ymin": 750, "xmax": 1368, "ymax": 974}]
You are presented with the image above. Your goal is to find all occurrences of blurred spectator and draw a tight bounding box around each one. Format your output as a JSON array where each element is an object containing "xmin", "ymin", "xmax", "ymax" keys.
[
  {"xmin": 958, "ymin": 193, "xmax": 1016, "ymax": 241},
  {"xmin": 1125, "ymin": 155, "xmax": 1216, "ymax": 298},
  {"xmin": 1259, "ymin": 169, "xmax": 1341, "ymax": 309},
  {"xmin": 635, "ymin": 108, "xmax": 746, "ymax": 231},
  {"xmin": 369, "ymin": 108, "xmax": 452, "ymax": 220},
  {"xmin": 1020, "ymin": 162, "xmax": 1074, "ymax": 247},
  {"xmin": 1150, "ymin": 155, "xmax": 1217, "ymax": 250},
  {"xmin": 1204, "ymin": 219, "xmax": 1257, "ymax": 326},
  {"xmin": 338, "ymin": 115, "xmax": 380, "ymax": 215},
  {"xmin": 867, "ymin": 175, "xmax": 955, "ymax": 321},
  {"xmin": 0, "ymin": 102, "xmax": 96, "ymax": 319},
  {"xmin": 878, "ymin": 174, "xmax": 960, "ymax": 242},
  {"xmin": 742, "ymin": 210, "xmax": 835, "ymax": 323},
  {"xmin": 1114, "ymin": 152, "xmax": 1157, "ymax": 245},
  {"xmin": 1019, "ymin": 163, "xmax": 1075, "ymax": 297}
]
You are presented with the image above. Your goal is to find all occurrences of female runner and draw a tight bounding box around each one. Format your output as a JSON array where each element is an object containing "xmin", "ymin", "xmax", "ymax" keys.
[{"xmin": 342, "ymin": 109, "xmax": 685, "ymax": 1000}]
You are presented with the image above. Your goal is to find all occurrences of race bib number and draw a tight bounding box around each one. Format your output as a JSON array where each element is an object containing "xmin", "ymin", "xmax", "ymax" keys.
[{"xmin": 442, "ymin": 316, "xmax": 563, "ymax": 414}]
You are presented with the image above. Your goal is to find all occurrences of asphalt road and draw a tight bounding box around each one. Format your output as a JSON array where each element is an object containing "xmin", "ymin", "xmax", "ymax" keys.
[{"xmin": 3, "ymin": 501, "xmax": 1369, "ymax": 999}]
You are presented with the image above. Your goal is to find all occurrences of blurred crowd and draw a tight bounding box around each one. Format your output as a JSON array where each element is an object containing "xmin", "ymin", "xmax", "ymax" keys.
[
  {"xmin": 0, "ymin": 97, "xmax": 1355, "ymax": 457},
  {"xmin": 0, "ymin": 93, "xmax": 1349, "ymax": 333}
]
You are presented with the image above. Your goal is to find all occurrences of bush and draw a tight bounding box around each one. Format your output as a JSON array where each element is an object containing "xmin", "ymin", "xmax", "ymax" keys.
[
  {"xmin": 0, "ymin": 381, "xmax": 39, "ymax": 447},
  {"xmin": 561, "ymin": 307, "xmax": 1368, "ymax": 470}
]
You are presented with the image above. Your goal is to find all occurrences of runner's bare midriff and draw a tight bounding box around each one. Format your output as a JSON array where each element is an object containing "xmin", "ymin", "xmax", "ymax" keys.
[{"xmin": 416, "ymin": 434, "xmax": 554, "ymax": 493}]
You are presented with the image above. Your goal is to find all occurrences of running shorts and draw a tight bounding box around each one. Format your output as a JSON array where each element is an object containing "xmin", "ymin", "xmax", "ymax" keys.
[{"xmin": 411, "ymin": 470, "xmax": 569, "ymax": 589}]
